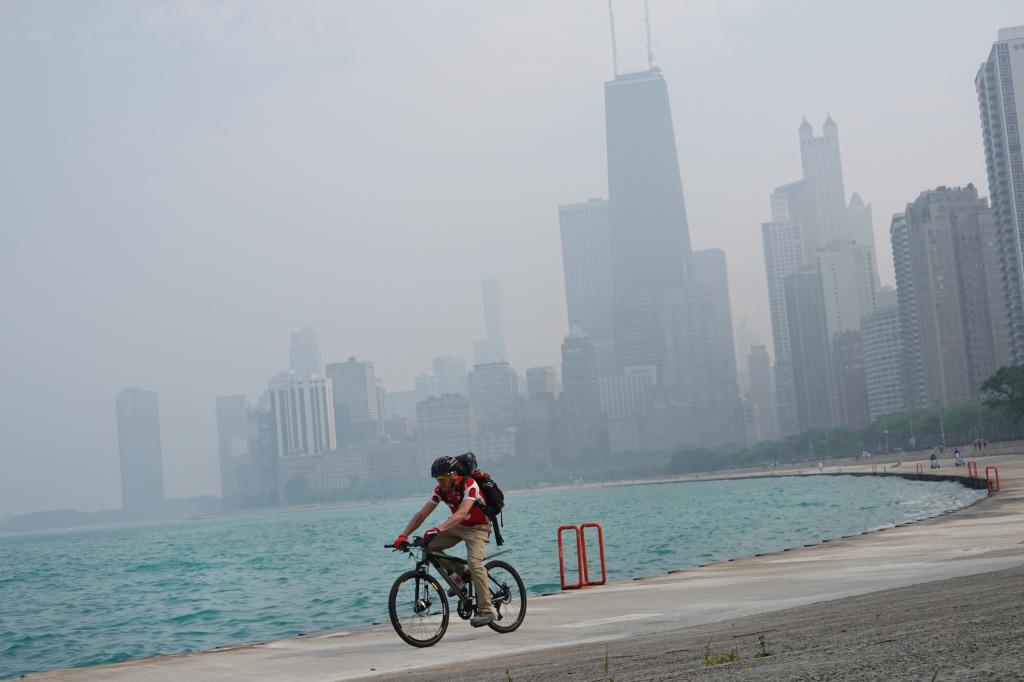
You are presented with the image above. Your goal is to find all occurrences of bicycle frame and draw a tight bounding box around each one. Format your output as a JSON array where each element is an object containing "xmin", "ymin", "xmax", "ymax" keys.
[{"xmin": 394, "ymin": 540, "xmax": 515, "ymax": 615}]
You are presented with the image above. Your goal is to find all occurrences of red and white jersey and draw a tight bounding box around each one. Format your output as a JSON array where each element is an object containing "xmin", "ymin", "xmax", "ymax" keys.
[{"xmin": 430, "ymin": 475, "xmax": 488, "ymax": 526}]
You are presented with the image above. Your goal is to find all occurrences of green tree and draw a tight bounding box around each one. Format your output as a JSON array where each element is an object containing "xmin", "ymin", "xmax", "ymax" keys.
[{"xmin": 981, "ymin": 365, "xmax": 1024, "ymax": 424}]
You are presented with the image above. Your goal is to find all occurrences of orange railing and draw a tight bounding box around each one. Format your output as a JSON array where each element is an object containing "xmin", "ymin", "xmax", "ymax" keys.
[
  {"xmin": 557, "ymin": 525, "xmax": 583, "ymax": 590},
  {"xmin": 557, "ymin": 523, "xmax": 607, "ymax": 590},
  {"xmin": 985, "ymin": 466, "xmax": 1001, "ymax": 494}
]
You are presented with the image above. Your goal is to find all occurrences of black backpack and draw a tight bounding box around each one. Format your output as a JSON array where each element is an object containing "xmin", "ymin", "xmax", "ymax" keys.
[{"xmin": 454, "ymin": 452, "xmax": 507, "ymax": 546}]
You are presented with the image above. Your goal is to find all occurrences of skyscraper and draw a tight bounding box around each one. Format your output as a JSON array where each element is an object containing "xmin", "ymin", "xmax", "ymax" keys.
[
  {"xmin": 862, "ymin": 288, "xmax": 905, "ymax": 420},
  {"xmin": 432, "ymin": 355, "xmax": 468, "ymax": 397},
  {"xmin": 559, "ymin": 197, "xmax": 615, "ymax": 377},
  {"xmin": 473, "ymin": 280, "xmax": 508, "ymax": 365},
  {"xmin": 747, "ymin": 346, "xmax": 778, "ymax": 441},
  {"xmin": 761, "ymin": 184, "xmax": 807, "ymax": 436},
  {"xmin": 468, "ymin": 361, "xmax": 518, "ymax": 434},
  {"xmin": 890, "ymin": 212, "xmax": 926, "ymax": 410},
  {"xmin": 216, "ymin": 394, "xmax": 253, "ymax": 504},
  {"xmin": 784, "ymin": 267, "xmax": 835, "ymax": 431},
  {"xmin": 525, "ymin": 366, "xmax": 559, "ymax": 399},
  {"xmin": 561, "ymin": 325, "xmax": 608, "ymax": 461},
  {"xmin": 605, "ymin": 68, "xmax": 692, "ymax": 383},
  {"xmin": 977, "ymin": 25, "xmax": 1024, "ymax": 362},
  {"xmin": 115, "ymin": 387, "xmax": 165, "ymax": 515},
  {"xmin": 816, "ymin": 240, "xmax": 876, "ymax": 341},
  {"xmin": 268, "ymin": 372, "xmax": 337, "ymax": 456},
  {"xmin": 689, "ymin": 248, "xmax": 744, "ymax": 438},
  {"xmin": 289, "ymin": 327, "xmax": 323, "ymax": 376},
  {"xmin": 417, "ymin": 394, "xmax": 476, "ymax": 468},
  {"xmin": 902, "ymin": 186, "xmax": 1008, "ymax": 407},
  {"xmin": 325, "ymin": 357, "xmax": 379, "ymax": 444},
  {"xmin": 799, "ymin": 116, "xmax": 848, "ymax": 253}
]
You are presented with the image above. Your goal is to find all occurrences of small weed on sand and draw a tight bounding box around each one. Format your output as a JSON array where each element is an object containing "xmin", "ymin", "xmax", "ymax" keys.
[
  {"xmin": 704, "ymin": 639, "xmax": 740, "ymax": 665},
  {"xmin": 754, "ymin": 633, "xmax": 773, "ymax": 658}
]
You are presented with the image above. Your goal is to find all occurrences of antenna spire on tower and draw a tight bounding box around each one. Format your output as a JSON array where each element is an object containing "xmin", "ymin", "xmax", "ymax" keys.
[
  {"xmin": 644, "ymin": 0, "xmax": 655, "ymax": 70},
  {"xmin": 608, "ymin": 0, "xmax": 620, "ymax": 76}
]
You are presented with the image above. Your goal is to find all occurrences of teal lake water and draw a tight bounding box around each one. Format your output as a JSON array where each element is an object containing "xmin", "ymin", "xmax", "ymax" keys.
[{"xmin": 0, "ymin": 475, "xmax": 983, "ymax": 679}]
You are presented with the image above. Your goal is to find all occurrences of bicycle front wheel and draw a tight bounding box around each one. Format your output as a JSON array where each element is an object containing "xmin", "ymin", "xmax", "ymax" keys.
[
  {"xmin": 388, "ymin": 570, "xmax": 449, "ymax": 647},
  {"xmin": 485, "ymin": 559, "xmax": 527, "ymax": 633}
]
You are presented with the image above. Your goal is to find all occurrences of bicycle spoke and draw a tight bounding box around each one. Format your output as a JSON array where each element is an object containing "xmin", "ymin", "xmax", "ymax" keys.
[{"xmin": 394, "ymin": 575, "xmax": 445, "ymax": 643}]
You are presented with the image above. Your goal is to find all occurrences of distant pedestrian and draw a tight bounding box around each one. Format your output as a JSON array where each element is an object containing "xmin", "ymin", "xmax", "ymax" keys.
[{"xmin": 818, "ymin": 461, "xmax": 823, "ymax": 472}]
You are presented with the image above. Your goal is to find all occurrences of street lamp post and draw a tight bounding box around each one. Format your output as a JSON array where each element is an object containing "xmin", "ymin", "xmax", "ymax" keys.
[{"xmin": 938, "ymin": 408, "xmax": 947, "ymax": 448}]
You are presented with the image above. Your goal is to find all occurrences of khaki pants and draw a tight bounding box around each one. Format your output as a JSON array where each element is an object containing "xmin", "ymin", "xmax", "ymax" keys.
[{"xmin": 427, "ymin": 523, "xmax": 492, "ymax": 615}]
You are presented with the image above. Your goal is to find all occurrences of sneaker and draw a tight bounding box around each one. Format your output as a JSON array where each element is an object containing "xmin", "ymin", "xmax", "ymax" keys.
[{"xmin": 470, "ymin": 611, "xmax": 495, "ymax": 628}]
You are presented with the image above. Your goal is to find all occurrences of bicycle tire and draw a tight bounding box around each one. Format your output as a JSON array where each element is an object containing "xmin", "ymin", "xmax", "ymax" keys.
[
  {"xmin": 387, "ymin": 570, "xmax": 449, "ymax": 647},
  {"xmin": 484, "ymin": 559, "xmax": 527, "ymax": 633}
]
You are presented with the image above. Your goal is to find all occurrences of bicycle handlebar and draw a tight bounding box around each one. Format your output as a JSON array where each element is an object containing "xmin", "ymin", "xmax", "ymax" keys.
[{"xmin": 385, "ymin": 536, "xmax": 429, "ymax": 550}]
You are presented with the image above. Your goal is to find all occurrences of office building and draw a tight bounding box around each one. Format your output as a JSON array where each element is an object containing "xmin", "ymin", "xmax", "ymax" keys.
[
  {"xmin": 268, "ymin": 372, "xmax": 336, "ymax": 456},
  {"xmin": 559, "ymin": 197, "xmax": 615, "ymax": 377},
  {"xmin": 115, "ymin": 387, "xmax": 165, "ymax": 515}
]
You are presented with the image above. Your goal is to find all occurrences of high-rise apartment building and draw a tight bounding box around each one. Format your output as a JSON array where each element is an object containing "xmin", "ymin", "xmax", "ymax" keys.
[
  {"xmin": 862, "ymin": 288, "xmax": 905, "ymax": 420},
  {"xmin": 473, "ymin": 280, "xmax": 508, "ymax": 365},
  {"xmin": 268, "ymin": 372, "xmax": 336, "ymax": 456},
  {"xmin": 890, "ymin": 213, "xmax": 927, "ymax": 410},
  {"xmin": 116, "ymin": 387, "xmax": 165, "ymax": 515},
  {"xmin": 289, "ymin": 327, "xmax": 323, "ymax": 377},
  {"xmin": 325, "ymin": 357, "xmax": 379, "ymax": 443},
  {"xmin": 559, "ymin": 197, "xmax": 615, "ymax": 377},
  {"xmin": 977, "ymin": 25, "xmax": 1024, "ymax": 362},
  {"xmin": 902, "ymin": 186, "xmax": 1009, "ymax": 407}
]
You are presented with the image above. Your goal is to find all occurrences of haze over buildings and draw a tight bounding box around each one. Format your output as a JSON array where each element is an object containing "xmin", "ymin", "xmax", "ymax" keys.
[{"xmin": 3, "ymin": 3, "xmax": 1022, "ymax": 515}]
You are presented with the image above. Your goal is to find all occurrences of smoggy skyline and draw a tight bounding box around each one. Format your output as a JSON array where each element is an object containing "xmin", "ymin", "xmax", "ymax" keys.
[{"xmin": 2, "ymin": 1, "xmax": 1020, "ymax": 515}]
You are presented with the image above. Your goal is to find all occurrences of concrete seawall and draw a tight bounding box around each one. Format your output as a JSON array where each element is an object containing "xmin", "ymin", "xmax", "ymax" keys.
[{"xmin": 25, "ymin": 454, "xmax": 1024, "ymax": 682}]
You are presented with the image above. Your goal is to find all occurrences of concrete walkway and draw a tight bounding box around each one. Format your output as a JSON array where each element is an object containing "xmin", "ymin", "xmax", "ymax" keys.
[{"xmin": 29, "ymin": 455, "xmax": 1024, "ymax": 682}]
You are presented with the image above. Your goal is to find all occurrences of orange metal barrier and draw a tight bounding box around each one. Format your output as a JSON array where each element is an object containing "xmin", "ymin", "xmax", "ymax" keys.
[
  {"xmin": 558, "ymin": 523, "xmax": 608, "ymax": 590},
  {"xmin": 580, "ymin": 523, "xmax": 607, "ymax": 587},
  {"xmin": 985, "ymin": 466, "xmax": 1001, "ymax": 493},
  {"xmin": 968, "ymin": 460, "xmax": 979, "ymax": 479},
  {"xmin": 557, "ymin": 525, "xmax": 583, "ymax": 590},
  {"xmin": 871, "ymin": 463, "xmax": 878, "ymax": 474},
  {"xmin": 916, "ymin": 463, "xmax": 924, "ymax": 479}
]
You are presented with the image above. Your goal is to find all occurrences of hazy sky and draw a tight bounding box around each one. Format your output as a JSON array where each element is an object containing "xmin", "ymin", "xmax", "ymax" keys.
[{"xmin": 2, "ymin": 1, "xmax": 1020, "ymax": 516}]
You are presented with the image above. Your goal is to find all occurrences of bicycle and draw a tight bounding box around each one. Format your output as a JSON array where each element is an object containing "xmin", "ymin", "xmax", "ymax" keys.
[{"xmin": 383, "ymin": 535, "xmax": 527, "ymax": 647}]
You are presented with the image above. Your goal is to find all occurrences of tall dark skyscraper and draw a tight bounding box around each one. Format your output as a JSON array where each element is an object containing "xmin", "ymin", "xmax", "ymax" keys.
[
  {"xmin": 605, "ymin": 68, "xmax": 693, "ymax": 381},
  {"xmin": 115, "ymin": 387, "xmax": 165, "ymax": 516},
  {"xmin": 602, "ymin": 66, "xmax": 742, "ymax": 443}
]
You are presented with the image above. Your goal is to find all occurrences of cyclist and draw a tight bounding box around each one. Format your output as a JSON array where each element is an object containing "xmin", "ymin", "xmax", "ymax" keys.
[{"xmin": 392, "ymin": 456, "xmax": 495, "ymax": 627}]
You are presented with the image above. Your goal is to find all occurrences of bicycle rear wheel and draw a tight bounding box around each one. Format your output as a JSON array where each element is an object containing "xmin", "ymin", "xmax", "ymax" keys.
[
  {"xmin": 388, "ymin": 570, "xmax": 449, "ymax": 647},
  {"xmin": 484, "ymin": 559, "xmax": 526, "ymax": 633}
]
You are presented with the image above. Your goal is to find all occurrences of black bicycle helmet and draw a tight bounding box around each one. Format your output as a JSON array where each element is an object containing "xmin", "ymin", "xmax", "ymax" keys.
[{"xmin": 430, "ymin": 456, "xmax": 458, "ymax": 478}]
